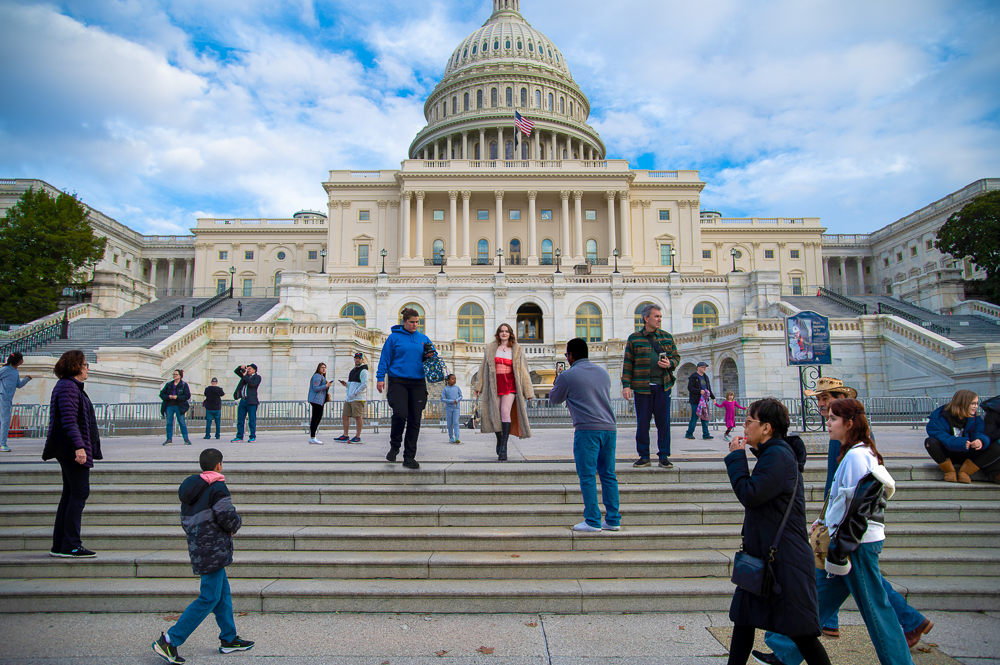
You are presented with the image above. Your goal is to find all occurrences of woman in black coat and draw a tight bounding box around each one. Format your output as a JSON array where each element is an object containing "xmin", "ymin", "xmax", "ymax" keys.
[
  {"xmin": 159, "ymin": 369, "xmax": 192, "ymax": 445},
  {"xmin": 41, "ymin": 350, "xmax": 102, "ymax": 558},
  {"xmin": 723, "ymin": 398, "xmax": 829, "ymax": 665}
]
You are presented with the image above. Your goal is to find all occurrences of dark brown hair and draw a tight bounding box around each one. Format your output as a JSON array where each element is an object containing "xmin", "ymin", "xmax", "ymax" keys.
[
  {"xmin": 172, "ymin": 369, "xmax": 184, "ymax": 379},
  {"xmin": 314, "ymin": 362, "xmax": 327, "ymax": 375},
  {"xmin": 53, "ymin": 350, "xmax": 87, "ymax": 379},
  {"xmin": 400, "ymin": 307, "xmax": 420, "ymax": 322},
  {"xmin": 945, "ymin": 389, "xmax": 978, "ymax": 419},
  {"xmin": 831, "ymin": 398, "xmax": 883, "ymax": 465},
  {"xmin": 747, "ymin": 398, "xmax": 790, "ymax": 440},
  {"xmin": 494, "ymin": 322, "xmax": 518, "ymax": 348}
]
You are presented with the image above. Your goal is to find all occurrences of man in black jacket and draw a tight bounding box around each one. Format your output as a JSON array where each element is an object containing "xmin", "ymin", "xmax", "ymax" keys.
[
  {"xmin": 203, "ymin": 378, "xmax": 226, "ymax": 440},
  {"xmin": 684, "ymin": 362, "xmax": 715, "ymax": 439},
  {"xmin": 231, "ymin": 364, "xmax": 261, "ymax": 442}
]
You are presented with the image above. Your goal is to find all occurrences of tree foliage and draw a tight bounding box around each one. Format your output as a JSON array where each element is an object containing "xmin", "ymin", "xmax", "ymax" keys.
[
  {"xmin": 0, "ymin": 187, "xmax": 107, "ymax": 324},
  {"xmin": 935, "ymin": 190, "xmax": 1000, "ymax": 303}
]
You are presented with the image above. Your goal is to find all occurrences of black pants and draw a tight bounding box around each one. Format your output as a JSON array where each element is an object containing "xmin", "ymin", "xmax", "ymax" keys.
[
  {"xmin": 309, "ymin": 403, "xmax": 324, "ymax": 438},
  {"xmin": 387, "ymin": 377, "xmax": 427, "ymax": 461},
  {"xmin": 924, "ymin": 437, "xmax": 1000, "ymax": 473},
  {"xmin": 728, "ymin": 625, "xmax": 830, "ymax": 665},
  {"xmin": 53, "ymin": 458, "xmax": 90, "ymax": 553}
]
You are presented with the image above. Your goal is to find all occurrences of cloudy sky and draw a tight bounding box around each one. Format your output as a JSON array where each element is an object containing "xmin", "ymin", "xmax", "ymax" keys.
[{"xmin": 2, "ymin": 0, "xmax": 998, "ymax": 236}]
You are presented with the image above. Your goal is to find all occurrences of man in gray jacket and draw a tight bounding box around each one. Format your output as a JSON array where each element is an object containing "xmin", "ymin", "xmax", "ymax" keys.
[{"xmin": 548, "ymin": 338, "xmax": 621, "ymax": 533}]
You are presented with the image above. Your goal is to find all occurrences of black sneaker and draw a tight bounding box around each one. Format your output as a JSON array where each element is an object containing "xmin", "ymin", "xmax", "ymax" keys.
[
  {"xmin": 63, "ymin": 547, "xmax": 96, "ymax": 558},
  {"xmin": 402, "ymin": 459, "xmax": 420, "ymax": 469},
  {"xmin": 658, "ymin": 459, "xmax": 674, "ymax": 468},
  {"xmin": 632, "ymin": 459, "xmax": 651, "ymax": 467},
  {"xmin": 219, "ymin": 636, "xmax": 255, "ymax": 653},
  {"xmin": 702, "ymin": 435, "xmax": 714, "ymax": 440},
  {"xmin": 752, "ymin": 650, "xmax": 786, "ymax": 665},
  {"xmin": 386, "ymin": 449, "xmax": 399, "ymax": 462},
  {"xmin": 153, "ymin": 633, "xmax": 185, "ymax": 664}
]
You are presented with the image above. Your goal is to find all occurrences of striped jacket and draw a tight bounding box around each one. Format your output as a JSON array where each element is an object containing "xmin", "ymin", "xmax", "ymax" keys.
[{"xmin": 621, "ymin": 328, "xmax": 681, "ymax": 394}]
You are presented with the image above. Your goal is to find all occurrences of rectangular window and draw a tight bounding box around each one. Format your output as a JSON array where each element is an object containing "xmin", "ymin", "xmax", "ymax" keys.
[
  {"xmin": 660, "ymin": 244, "xmax": 672, "ymax": 266},
  {"xmin": 910, "ymin": 246, "xmax": 918, "ymax": 257},
  {"xmin": 433, "ymin": 210, "xmax": 445, "ymax": 221},
  {"xmin": 245, "ymin": 250, "xmax": 254, "ymax": 260},
  {"xmin": 659, "ymin": 210, "xmax": 670, "ymax": 221},
  {"xmin": 585, "ymin": 210, "xmax": 597, "ymax": 221},
  {"xmin": 242, "ymin": 278, "xmax": 253, "ymax": 297},
  {"xmin": 792, "ymin": 277, "xmax": 802, "ymax": 295},
  {"xmin": 217, "ymin": 278, "xmax": 228, "ymax": 294},
  {"xmin": 477, "ymin": 210, "xmax": 489, "ymax": 221},
  {"xmin": 308, "ymin": 250, "xmax": 318, "ymax": 260},
  {"xmin": 790, "ymin": 249, "xmax": 800, "ymax": 259},
  {"xmin": 358, "ymin": 245, "xmax": 369, "ymax": 266},
  {"xmin": 509, "ymin": 209, "xmax": 521, "ymax": 221},
  {"xmin": 112, "ymin": 254, "xmax": 119, "ymax": 264},
  {"xmin": 125, "ymin": 259, "xmax": 131, "ymax": 269},
  {"xmin": 925, "ymin": 239, "xmax": 933, "ymax": 250},
  {"xmin": 359, "ymin": 210, "xmax": 370, "ymax": 221},
  {"xmin": 540, "ymin": 209, "xmax": 552, "ymax": 220},
  {"xmin": 883, "ymin": 257, "xmax": 890, "ymax": 268},
  {"xmin": 764, "ymin": 249, "xmax": 774, "ymax": 259},
  {"xmin": 866, "ymin": 265, "xmax": 871, "ymax": 275},
  {"xmin": 219, "ymin": 251, "xmax": 228, "ymax": 261},
  {"xmin": 703, "ymin": 249, "xmax": 712, "ymax": 259},
  {"xmin": 896, "ymin": 252, "xmax": 903, "ymax": 262}
]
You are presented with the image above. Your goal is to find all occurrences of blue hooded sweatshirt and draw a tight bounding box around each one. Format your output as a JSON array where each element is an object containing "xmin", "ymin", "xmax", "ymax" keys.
[{"xmin": 377, "ymin": 324, "xmax": 433, "ymax": 381}]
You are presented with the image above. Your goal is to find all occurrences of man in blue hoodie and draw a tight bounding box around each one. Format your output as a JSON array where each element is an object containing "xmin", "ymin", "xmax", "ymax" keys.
[
  {"xmin": 152, "ymin": 448, "xmax": 253, "ymax": 664},
  {"xmin": 376, "ymin": 308, "xmax": 433, "ymax": 469}
]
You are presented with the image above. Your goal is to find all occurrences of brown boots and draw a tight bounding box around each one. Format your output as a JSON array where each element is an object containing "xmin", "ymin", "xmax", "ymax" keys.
[
  {"xmin": 938, "ymin": 459, "xmax": 957, "ymax": 482},
  {"xmin": 957, "ymin": 459, "xmax": 980, "ymax": 484}
]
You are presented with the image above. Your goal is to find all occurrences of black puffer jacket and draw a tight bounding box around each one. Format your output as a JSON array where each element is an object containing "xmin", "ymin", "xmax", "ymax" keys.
[
  {"xmin": 724, "ymin": 436, "xmax": 820, "ymax": 637},
  {"xmin": 825, "ymin": 465, "xmax": 894, "ymax": 576},
  {"xmin": 983, "ymin": 395, "xmax": 1000, "ymax": 446},
  {"xmin": 177, "ymin": 474, "xmax": 242, "ymax": 575}
]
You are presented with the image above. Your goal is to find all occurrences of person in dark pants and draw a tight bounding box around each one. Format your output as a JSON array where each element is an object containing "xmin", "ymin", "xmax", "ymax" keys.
[
  {"xmin": 308, "ymin": 362, "xmax": 333, "ymax": 444},
  {"xmin": 376, "ymin": 308, "xmax": 433, "ymax": 470},
  {"xmin": 925, "ymin": 389, "xmax": 997, "ymax": 483},
  {"xmin": 231, "ymin": 364, "xmax": 261, "ymax": 442},
  {"xmin": 203, "ymin": 377, "xmax": 225, "ymax": 440},
  {"xmin": 237, "ymin": 300, "xmax": 243, "ymax": 317},
  {"xmin": 621, "ymin": 304, "xmax": 680, "ymax": 468},
  {"xmin": 159, "ymin": 369, "xmax": 192, "ymax": 445},
  {"xmin": 684, "ymin": 362, "xmax": 715, "ymax": 439},
  {"xmin": 41, "ymin": 350, "xmax": 103, "ymax": 558}
]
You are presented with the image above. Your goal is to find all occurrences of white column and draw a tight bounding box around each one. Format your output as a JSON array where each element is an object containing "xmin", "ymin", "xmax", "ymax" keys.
[
  {"xmin": 448, "ymin": 190, "xmax": 458, "ymax": 260},
  {"xmin": 605, "ymin": 191, "xmax": 617, "ymax": 259},
  {"xmin": 856, "ymin": 258, "xmax": 866, "ymax": 294},
  {"xmin": 167, "ymin": 259, "xmax": 176, "ymax": 296},
  {"xmin": 497, "ymin": 126, "xmax": 504, "ymax": 159},
  {"xmin": 447, "ymin": 135, "xmax": 452, "ymax": 160},
  {"xmin": 495, "ymin": 190, "xmax": 504, "ymax": 259},
  {"xmin": 619, "ymin": 191, "xmax": 631, "ymax": 259},
  {"xmin": 573, "ymin": 191, "xmax": 584, "ymax": 260},
  {"xmin": 402, "ymin": 192, "xmax": 412, "ymax": 259},
  {"xmin": 149, "ymin": 259, "xmax": 159, "ymax": 291},
  {"xmin": 415, "ymin": 190, "xmax": 425, "ymax": 260},
  {"xmin": 551, "ymin": 130, "xmax": 557, "ymax": 159},
  {"xmin": 839, "ymin": 258, "xmax": 848, "ymax": 291},
  {"xmin": 560, "ymin": 191, "xmax": 571, "ymax": 260},
  {"xmin": 479, "ymin": 128, "xmax": 486, "ymax": 160},
  {"xmin": 822, "ymin": 257, "xmax": 830, "ymax": 287},
  {"xmin": 461, "ymin": 190, "xmax": 471, "ymax": 260},
  {"xmin": 184, "ymin": 259, "xmax": 193, "ymax": 294},
  {"xmin": 462, "ymin": 131, "xmax": 468, "ymax": 160},
  {"xmin": 527, "ymin": 190, "xmax": 538, "ymax": 262},
  {"xmin": 532, "ymin": 130, "xmax": 539, "ymax": 160}
]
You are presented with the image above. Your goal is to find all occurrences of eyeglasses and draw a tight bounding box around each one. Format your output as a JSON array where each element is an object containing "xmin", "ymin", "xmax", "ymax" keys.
[
  {"xmin": 744, "ymin": 417, "xmax": 760, "ymax": 425},
  {"xmin": 82, "ymin": 363, "xmax": 90, "ymax": 368}
]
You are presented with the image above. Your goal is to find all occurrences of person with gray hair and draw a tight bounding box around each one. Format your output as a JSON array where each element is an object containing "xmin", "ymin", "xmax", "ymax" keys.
[
  {"xmin": 621, "ymin": 304, "xmax": 681, "ymax": 468},
  {"xmin": 0, "ymin": 352, "xmax": 33, "ymax": 453}
]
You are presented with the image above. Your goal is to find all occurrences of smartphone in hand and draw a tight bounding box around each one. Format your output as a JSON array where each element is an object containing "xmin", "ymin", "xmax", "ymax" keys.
[{"xmin": 339, "ymin": 380, "xmax": 347, "ymax": 386}]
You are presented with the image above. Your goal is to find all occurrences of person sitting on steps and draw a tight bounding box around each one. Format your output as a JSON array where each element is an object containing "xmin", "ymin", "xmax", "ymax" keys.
[{"xmin": 925, "ymin": 389, "xmax": 998, "ymax": 484}]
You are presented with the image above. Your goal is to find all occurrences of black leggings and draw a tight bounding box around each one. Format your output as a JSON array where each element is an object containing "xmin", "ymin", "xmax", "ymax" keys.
[
  {"xmin": 925, "ymin": 437, "xmax": 1000, "ymax": 473},
  {"xmin": 728, "ymin": 625, "xmax": 830, "ymax": 665},
  {"xmin": 309, "ymin": 403, "xmax": 324, "ymax": 438}
]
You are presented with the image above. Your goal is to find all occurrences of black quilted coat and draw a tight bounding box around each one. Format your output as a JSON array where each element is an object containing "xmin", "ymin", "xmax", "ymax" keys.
[{"xmin": 177, "ymin": 475, "xmax": 242, "ymax": 575}]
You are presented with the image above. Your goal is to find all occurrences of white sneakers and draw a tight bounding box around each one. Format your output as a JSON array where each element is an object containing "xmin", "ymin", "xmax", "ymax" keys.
[
  {"xmin": 309, "ymin": 438, "xmax": 323, "ymax": 445},
  {"xmin": 572, "ymin": 520, "xmax": 622, "ymax": 532},
  {"xmin": 601, "ymin": 520, "xmax": 621, "ymax": 531}
]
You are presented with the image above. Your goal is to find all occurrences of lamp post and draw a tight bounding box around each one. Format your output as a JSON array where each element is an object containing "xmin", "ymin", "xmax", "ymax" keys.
[
  {"xmin": 496, "ymin": 248, "xmax": 504, "ymax": 274},
  {"xmin": 555, "ymin": 248, "xmax": 562, "ymax": 274},
  {"xmin": 60, "ymin": 286, "xmax": 78, "ymax": 340},
  {"xmin": 612, "ymin": 248, "xmax": 620, "ymax": 274},
  {"xmin": 730, "ymin": 247, "xmax": 738, "ymax": 273},
  {"xmin": 438, "ymin": 249, "xmax": 446, "ymax": 274},
  {"xmin": 379, "ymin": 248, "xmax": 388, "ymax": 274},
  {"xmin": 670, "ymin": 248, "xmax": 677, "ymax": 274},
  {"xmin": 319, "ymin": 248, "xmax": 327, "ymax": 274},
  {"xmin": 228, "ymin": 266, "xmax": 235, "ymax": 298}
]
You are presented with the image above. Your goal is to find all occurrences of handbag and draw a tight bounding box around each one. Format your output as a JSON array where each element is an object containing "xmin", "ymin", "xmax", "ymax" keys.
[
  {"xmin": 731, "ymin": 472, "xmax": 798, "ymax": 598},
  {"xmin": 465, "ymin": 396, "xmax": 481, "ymax": 429},
  {"xmin": 324, "ymin": 390, "xmax": 332, "ymax": 403},
  {"xmin": 810, "ymin": 494, "xmax": 831, "ymax": 570}
]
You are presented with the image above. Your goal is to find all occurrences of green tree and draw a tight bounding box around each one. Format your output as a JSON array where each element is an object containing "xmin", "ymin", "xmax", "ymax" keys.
[
  {"xmin": 0, "ymin": 187, "xmax": 107, "ymax": 324},
  {"xmin": 935, "ymin": 190, "xmax": 1000, "ymax": 303}
]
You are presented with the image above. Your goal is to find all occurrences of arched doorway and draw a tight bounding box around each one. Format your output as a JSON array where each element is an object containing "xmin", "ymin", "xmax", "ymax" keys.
[
  {"xmin": 516, "ymin": 302, "xmax": 543, "ymax": 342},
  {"xmin": 720, "ymin": 358, "xmax": 740, "ymax": 398}
]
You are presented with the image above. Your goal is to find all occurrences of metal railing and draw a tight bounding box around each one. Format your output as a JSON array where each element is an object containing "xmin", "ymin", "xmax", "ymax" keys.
[
  {"xmin": 191, "ymin": 291, "xmax": 230, "ymax": 318},
  {"xmin": 125, "ymin": 305, "xmax": 185, "ymax": 339},
  {"xmin": 472, "ymin": 258, "xmax": 494, "ymax": 266},
  {"xmin": 818, "ymin": 287, "xmax": 868, "ymax": 315},
  {"xmin": 877, "ymin": 302, "xmax": 951, "ymax": 337},
  {"xmin": 0, "ymin": 322, "xmax": 61, "ymax": 359}
]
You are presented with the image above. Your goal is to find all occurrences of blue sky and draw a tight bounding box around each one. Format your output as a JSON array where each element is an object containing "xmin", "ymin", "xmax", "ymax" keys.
[{"xmin": 2, "ymin": 0, "xmax": 998, "ymax": 236}]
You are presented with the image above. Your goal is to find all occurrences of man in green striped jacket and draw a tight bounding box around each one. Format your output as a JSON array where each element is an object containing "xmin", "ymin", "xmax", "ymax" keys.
[{"xmin": 621, "ymin": 304, "xmax": 682, "ymax": 468}]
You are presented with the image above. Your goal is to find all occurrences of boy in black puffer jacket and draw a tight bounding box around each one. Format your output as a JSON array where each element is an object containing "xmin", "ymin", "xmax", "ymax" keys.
[{"xmin": 152, "ymin": 449, "xmax": 254, "ymax": 664}]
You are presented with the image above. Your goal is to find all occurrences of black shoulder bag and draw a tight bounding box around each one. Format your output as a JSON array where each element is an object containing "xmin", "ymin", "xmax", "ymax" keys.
[{"xmin": 731, "ymin": 473, "xmax": 798, "ymax": 598}]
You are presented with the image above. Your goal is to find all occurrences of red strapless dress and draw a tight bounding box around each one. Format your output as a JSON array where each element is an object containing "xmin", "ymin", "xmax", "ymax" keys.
[{"xmin": 495, "ymin": 356, "xmax": 515, "ymax": 396}]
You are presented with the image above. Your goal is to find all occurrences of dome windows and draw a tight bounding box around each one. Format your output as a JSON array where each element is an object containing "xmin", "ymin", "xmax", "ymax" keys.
[
  {"xmin": 520, "ymin": 88, "xmax": 527, "ymax": 107},
  {"xmin": 528, "ymin": 43, "xmax": 534, "ymax": 52},
  {"xmin": 505, "ymin": 38, "xmax": 511, "ymax": 49},
  {"xmin": 506, "ymin": 87, "xmax": 513, "ymax": 107},
  {"xmin": 472, "ymin": 44, "xmax": 477, "ymax": 55},
  {"xmin": 534, "ymin": 90, "xmax": 541, "ymax": 108},
  {"xmin": 559, "ymin": 97, "xmax": 564, "ymax": 113},
  {"xmin": 548, "ymin": 48, "xmax": 553, "ymax": 58},
  {"xmin": 548, "ymin": 92, "xmax": 554, "ymax": 111},
  {"xmin": 464, "ymin": 92, "xmax": 470, "ymax": 111},
  {"xmin": 477, "ymin": 89, "xmax": 483, "ymax": 109},
  {"xmin": 555, "ymin": 53, "xmax": 560, "ymax": 63},
  {"xmin": 463, "ymin": 47, "xmax": 468, "ymax": 58},
  {"xmin": 483, "ymin": 41, "xmax": 488, "ymax": 52},
  {"xmin": 494, "ymin": 39, "xmax": 499, "ymax": 50},
  {"xmin": 517, "ymin": 40, "xmax": 522, "ymax": 49},
  {"xmin": 491, "ymin": 88, "xmax": 498, "ymax": 107},
  {"xmin": 442, "ymin": 101, "xmax": 447, "ymax": 117}
]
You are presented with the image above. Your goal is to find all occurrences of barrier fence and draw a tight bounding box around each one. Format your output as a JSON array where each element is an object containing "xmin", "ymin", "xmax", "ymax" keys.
[{"xmin": 8, "ymin": 396, "xmax": 946, "ymax": 439}]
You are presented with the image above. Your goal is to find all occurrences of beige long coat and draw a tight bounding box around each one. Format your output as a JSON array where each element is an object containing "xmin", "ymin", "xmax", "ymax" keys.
[{"xmin": 473, "ymin": 341, "xmax": 534, "ymax": 438}]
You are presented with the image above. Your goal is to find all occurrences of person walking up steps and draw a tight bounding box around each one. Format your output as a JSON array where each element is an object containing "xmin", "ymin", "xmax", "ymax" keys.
[
  {"xmin": 231, "ymin": 364, "xmax": 261, "ymax": 443},
  {"xmin": 0, "ymin": 352, "xmax": 32, "ymax": 453},
  {"xmin": 336, "ymin": 353, "xmax": 369, "ymax": 443},
  {"xmin": 152, "ymin": 448, "xmax": 254, "ymax": 663}
]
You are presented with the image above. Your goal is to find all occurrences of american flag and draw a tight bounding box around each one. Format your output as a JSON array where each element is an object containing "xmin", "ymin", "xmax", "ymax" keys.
[{"xmin": 514, "ymin": 110, "xmax": 534, "ymax": 147}]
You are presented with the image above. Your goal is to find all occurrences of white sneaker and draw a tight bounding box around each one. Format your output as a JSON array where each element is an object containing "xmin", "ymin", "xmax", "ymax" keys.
[
  {"xmin": 572, "ymin": 521, "xmax": 602, "ymax": 532},
  {"xmin": 601, "ymin": 520, "xmax": 621, "ymax": 531},
  {"xmin": 309, "ymin": 438, "xmax": 323, "ymax": 445}
]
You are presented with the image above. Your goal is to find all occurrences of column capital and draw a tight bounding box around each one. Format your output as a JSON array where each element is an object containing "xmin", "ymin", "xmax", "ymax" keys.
[
  {"xmin": 618, "ymin": 190, "xmax": 630, "ymax": 200},
  {"xmin": 573, "ymin": 190, "xmax": 583, "ymax": 201},
  {"xmin": 402, "ymin": 191, "xmax": 413, "ymax": 202},
  {"xmin": 560, "ymin": 190, "xmax": 571, "ymax": 201},
  {"xmin": 295, "ymin": 243, "xmax": 305, "ymax": 250},
  {"xmin": 448, "ymin": 190, "xmax": 459, "ymax": 200},
  {"xmin": 678, "ymin": 200, "xmax": 689, "ymax": 208},
  {"xmin": 416, "ymin": 190, "xmax": 426, "ymax": 201},
  {"xmin": 494, "ymin": 189, "xmax": 504, "ymax": 201},
  {"xmin": 778, "ymin": 241, "xmax": 787, "ymax": 248},
  {"xmin": 715, "ymin": 241, "xmax": 724, "ymax": 248},
  {"xmin": 377, "ymin": 200, "xmax": 389, "ymax": 209},
  {"xmin": 390, "ymin": 200, "xmax": 400, "ymax": 208},
  {"xmin": 640, "ymin": 199, "xmax": 651, "ymax": 209},
  {"xmin": 687, "ymin": 199, "xmax": 700, "ymax": 208},
  {"xmin": 257, "ymin": 242, "xmax": 267, "ymax": 250},
  {"xmin": 527, "ymin": 190, "xmax": 537, "ymax": 200},
  {"xmin": 605, "ymin": 190, "xmax": 617, "ymax": 202},
  {"xmin": 461, "ymin": 190, "xmax": 472, "ymax": 201}
]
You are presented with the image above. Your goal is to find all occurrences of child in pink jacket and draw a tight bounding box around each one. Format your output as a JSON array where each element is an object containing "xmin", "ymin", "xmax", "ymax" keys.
[{"xmin": 715, "ymin": 391, "xmax": 746, "ymax": 442}]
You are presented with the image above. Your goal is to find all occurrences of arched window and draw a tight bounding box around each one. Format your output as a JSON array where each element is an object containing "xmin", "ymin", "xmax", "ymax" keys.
[
  {"xmin": 521, "ymin": 141, "xmax": 529, "ymax": 159},
  {"xmin": 494, "ymin": 39, "xmax": 500, "ymax": 50},
  {"xmin": 452, "ymin": 96, "xmax": 457, "ymax": 113},
  {"xmin": 399, "ymin": 303, "xmax": 425, "ymax": 334},
  {"xmin": 534, "ymin": 90, "xmax": 541, "ymax": 108},
  {"xmin": 506, "ymin": 87, "xmax": 513, "ymax": 107},
  {"xmin": 559, "ymin": 97, "xmax": 564, "ymax": 113},
  {"xmin": 509, "ymin": 238, "xmax": 521, "ymax": 263},
  {"xmin": 442, "ymin": 101, "xmax": 447, "ymax": 117},
  {"xmin": 477, "ymin": 89, "xmax": 483, "ymax": 109},
  {"xmin": 491, "ymin": 88, "xmax": 498, "ymax": 107},
  {"xmin": 586, "ymin": 239, "xmax": 598, "ymax": 261},
  {"xmin": 490, "ymin": 141, "xmax": 498, "ymax": 159},
  {"xmin": 505, "ymin": 140, "xmax": 514, "ymax": 159},
  {"xmin": 505, "ymin": 38, "xmax": 511, "ymax": 49},
  {"xmin": 341, "ymin": 303, "xmax": 366, "ymax": 328},
  {"xmin": 634, "ymin": 302, "xmax": 656, "ymax": 332},
  {"xmin": 520, "ymin": 88, "xmax": 527, "ymax": 107},
  {"xmin": 569, "ymin": 100, "xmax": 573, "ymax": 117},
  {"xmin": 472, "ymin": 44, "xmax": 477, "ymax": 55},
  {"xmin": 475, "ymin": 142, "xmax": 480, "ymax": 159},
  {"xmin": 483, "ymin": 41, "xmax": 488, "ymax": 52},
  {"xmin": 273, "ymin": 271, "xmax": 282, "ymax": 297},
  {"xmin": 548, "ymin": 92, "xmax": 554, "ymax": 110},
  {"xmin": 541, "ymin": 239, "xmax": 553, "ymax": 263},
  {"xmin": 528, "ymin": 42, "xmax": 534, "ymax": 52},
  {"xmin": 464, "ymin": 92, "xmax": 470, "ymax": 111},
  {"xmin": 576, "ymin": 303, "xmax": 603, "ymax": 342},
  {"xmin": 432, "ymin": 239, "xmax": 445, "ymax": 264},
  {"xmin": 458, "ymin": 303, "xmax": 485, "ymax": 343},
  {"xmin": 692, "ymin": 302, "xmax": 719, "ymax": 331},
  {"xmin": 477, "ymin": 239, "xmax": 490, "ymax": 263}
]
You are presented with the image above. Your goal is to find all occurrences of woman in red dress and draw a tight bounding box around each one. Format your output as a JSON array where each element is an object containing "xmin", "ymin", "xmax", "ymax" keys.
[{"xmin": 474, "ymin": 323, "xmax": 534, "ymax": 461}]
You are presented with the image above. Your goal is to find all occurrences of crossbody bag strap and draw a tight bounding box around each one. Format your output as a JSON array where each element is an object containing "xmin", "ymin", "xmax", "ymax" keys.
[{"xmin": 768, "ymin": 473, "xmax": 799, "ymax": 561}]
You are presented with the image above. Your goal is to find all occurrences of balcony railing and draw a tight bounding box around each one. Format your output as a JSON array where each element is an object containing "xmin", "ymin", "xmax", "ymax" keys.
[
  {"xmin": 472, "ymin": 258, "xmax": 495, "ymax": 266},
  {"xmin": 506, "ymin": 257, "xmax": 528, "ymax": 265}
]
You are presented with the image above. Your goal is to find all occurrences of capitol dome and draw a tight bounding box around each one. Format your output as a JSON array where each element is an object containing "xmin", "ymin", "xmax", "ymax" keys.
[{"xmin": 408, "ymin": 0, "xmax": 605, "ymax": 161}]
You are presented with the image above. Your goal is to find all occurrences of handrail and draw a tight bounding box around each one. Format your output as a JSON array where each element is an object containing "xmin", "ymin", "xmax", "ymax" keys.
[
  {"xmin": 818, "ymin": 287, "xmax": 867, "ymax": 315},
  {"xmin": 0, "ymin": 322, "xmax": 61, "ymax": 358},
  {"xmin": 877, "ymin": 302, "xmax": 950, "ymax": 337},
  {"xmin": 125, "ymin": 305, "xmax": 184, "ymax": 339},
  {"xmin": 191, "ymin": 291, "xmax": 230, "ymax": 318}
]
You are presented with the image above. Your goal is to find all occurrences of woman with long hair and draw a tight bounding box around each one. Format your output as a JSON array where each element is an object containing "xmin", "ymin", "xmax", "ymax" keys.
[
  {"xmin": 473, "ymin": 323, "xmax": 533, "ymax": 461},
  {"xmin": 307, "ymin": 362, "xmax": 333, "ymax": 444},
  {"xmin": 724, "ymin": 398, "xmax": 829, "ymax": 665},
  {"xmin": 0, "ymin": 352, "xmax": 32, "ymax": 452},
  {"xmin": 925, "ymin": 389, "xmax": 998, "ymax": 483},
  {"xmin": 159, "ymin": 369, "xmax": 192, "ymax": 445}
]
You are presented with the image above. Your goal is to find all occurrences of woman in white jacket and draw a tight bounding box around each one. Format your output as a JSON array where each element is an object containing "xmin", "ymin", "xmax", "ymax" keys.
[{"xmin": 769, "ymin": 398, "xmax": 913, "ymax": 665}]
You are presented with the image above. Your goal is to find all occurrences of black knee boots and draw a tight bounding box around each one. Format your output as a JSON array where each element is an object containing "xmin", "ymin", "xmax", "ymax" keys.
[
  {"xmin": 499, "ymin": 422, "xmax": 510, "ymax": 461},
  {"xmin": 495, "ymin": 431, "xmax": 503, "ymax": 457}
]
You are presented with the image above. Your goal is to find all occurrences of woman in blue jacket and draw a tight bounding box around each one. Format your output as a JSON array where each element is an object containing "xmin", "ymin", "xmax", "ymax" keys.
[{"xmin": 925, "ymin": 389, "xmax": 998, "ymax": 484}]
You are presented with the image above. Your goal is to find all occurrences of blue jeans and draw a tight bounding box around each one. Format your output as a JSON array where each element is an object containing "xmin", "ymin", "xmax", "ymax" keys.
[
  {"xmin": 634, "ymin": 386, "xmax": 671, "ymax": 460},
  {"xmin": 236, "ymin": 400, "xmax": 257, "ymax": 439},
  {"xmin": 445, "ymin": 406, "xmax": 461, "ymax": 440},
  {"xmin": 165, "ymin": 405, "xmax": 189, "ymax": 441},
  {"xmin": 822, "ymin": 437, "xmax": 842, "ymax": 630},
  {"xmin": 0, "ymin": 398, "xmax": 12, "ymax": 447},
  {"xmin": 167, "ymin": 567, "xmax": 237, "ymax": 648},
  {"xmin": 573, "ymin": 429, "xmax": 621, "ymax": 529},
  {"xmin": 765, "ymin": 541, "xmax": 913, "ymax": 665},
  {"xmin": 205, "ymin": 410, "xmax": 221, "ymax": 439},
  {"xmin": 684, "ymin": 403, "xmax": 710, "ymax": 437}
]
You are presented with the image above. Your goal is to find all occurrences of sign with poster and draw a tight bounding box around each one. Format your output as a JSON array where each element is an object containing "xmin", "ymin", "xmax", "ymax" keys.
[{"xmin": 786, "ymin": 311, "xmax": 832, "ymax": 366}]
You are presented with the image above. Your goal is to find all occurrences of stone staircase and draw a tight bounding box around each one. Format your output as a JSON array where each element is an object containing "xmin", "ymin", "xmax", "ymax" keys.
[{"xmin": 0, "ymin": 461, "xmax": 997, "ymax": 613}]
